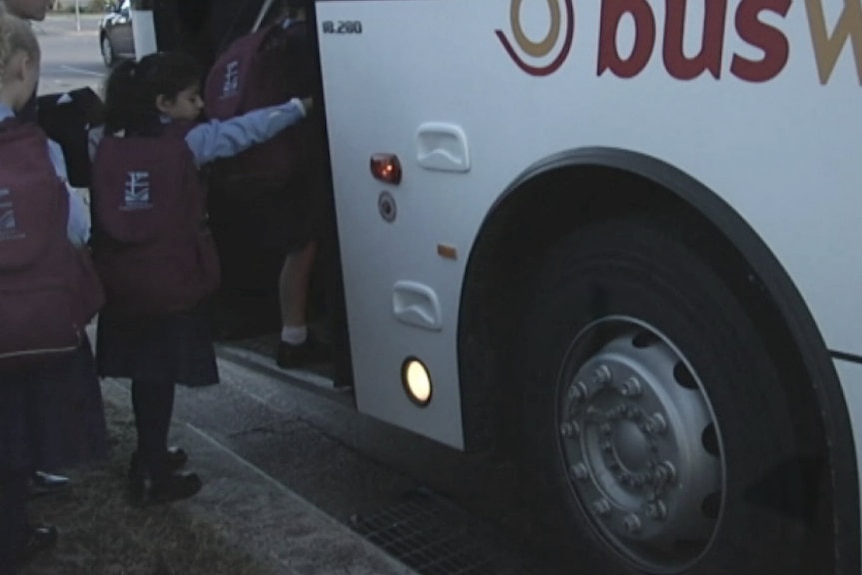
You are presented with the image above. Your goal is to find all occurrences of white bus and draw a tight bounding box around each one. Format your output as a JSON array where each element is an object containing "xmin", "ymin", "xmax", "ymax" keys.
[{"xmin": 129, "ymin": 0, "xmax": 861, "ymax": 572}]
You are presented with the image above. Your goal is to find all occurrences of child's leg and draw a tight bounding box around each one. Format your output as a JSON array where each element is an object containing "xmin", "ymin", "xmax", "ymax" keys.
[
  {"xmin": 131, "ymin": 379, "xmax": 175, "ymax": 481},
  {"xmin": 279, "ymin": 240, "xmax": 318, "ymax": 339},
  {"xmin": 129, "ymin": 379, "xmax": 200, "ymax": 504},
  {"xmin": 277, "ymin": 241, "xmax": 329, "ymax": 368}
]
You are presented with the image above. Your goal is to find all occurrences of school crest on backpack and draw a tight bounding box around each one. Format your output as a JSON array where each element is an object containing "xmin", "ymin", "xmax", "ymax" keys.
[
  {"xmin": 122, "ymin": 170, "xmax": 153, "ymax": 211},
  {"xmin": 221, "ymin": 60, "xmax": 241, "ymax": 99},
  {"xmin": 0, "ymin": 188, "xmax": 24, "ymax": 241}
]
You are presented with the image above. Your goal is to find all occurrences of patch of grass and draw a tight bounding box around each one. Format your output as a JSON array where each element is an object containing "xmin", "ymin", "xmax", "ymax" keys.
[{"xmin": 20, "ymin": 400, "xmax": 271, "ymax": 575}]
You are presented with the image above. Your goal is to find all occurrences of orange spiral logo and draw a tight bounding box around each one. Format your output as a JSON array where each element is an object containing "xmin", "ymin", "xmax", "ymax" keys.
[{"xmin": 496, "ymin": 0, "xmax": 575, "ymax": 76}]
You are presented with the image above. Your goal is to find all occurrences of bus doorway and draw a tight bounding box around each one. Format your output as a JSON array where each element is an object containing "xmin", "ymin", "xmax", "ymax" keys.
[{"xmin": 146, "ymin": 0, "xmax": 353, "ymax": 389}]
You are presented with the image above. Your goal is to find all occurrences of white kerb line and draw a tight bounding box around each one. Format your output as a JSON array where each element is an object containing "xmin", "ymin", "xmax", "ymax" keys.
[{"xmin": 59, "ymin": 65, "xmax": 106, "ymax": 78}]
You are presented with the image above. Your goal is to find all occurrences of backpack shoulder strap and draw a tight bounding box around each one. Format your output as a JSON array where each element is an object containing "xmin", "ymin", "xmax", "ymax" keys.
[
  {"xmin": 0, "ymin": 117, "xmax": 25, "ymax": 136},
  {"xmin": 251, "ymin": 0, "xmax": 278, "ymax": 33},
  {"xmin": 0, "ymin": 119, "xmax": 52, "ymax": 161}
]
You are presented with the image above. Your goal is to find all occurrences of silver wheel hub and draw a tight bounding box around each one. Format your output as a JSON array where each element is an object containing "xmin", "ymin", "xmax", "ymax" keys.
[{"xmin": 558, "ymin": 318, "xmax": 725, "ymax": 572}]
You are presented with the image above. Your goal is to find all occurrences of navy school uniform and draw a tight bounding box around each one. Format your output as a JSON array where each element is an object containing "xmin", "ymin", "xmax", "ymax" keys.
[
  {"xmin": 0, "ymin": 337, "xmax": 108, "ymax": 474},
  {"xmin": 95, "ymin": 301, "xmax": 219, "ymax": 387}
]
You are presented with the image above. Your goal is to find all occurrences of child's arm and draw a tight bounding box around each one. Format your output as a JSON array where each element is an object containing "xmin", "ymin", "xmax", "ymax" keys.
[
  {"xmin": 47, "ymin": 139, "xmax": 90, "ymax": 248},
  {"xmin": 185, "ymin": 98, "xmax": 311, "ymax": 166}
]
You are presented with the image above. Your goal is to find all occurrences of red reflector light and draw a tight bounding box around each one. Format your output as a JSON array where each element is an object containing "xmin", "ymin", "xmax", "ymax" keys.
[{"xmin": 371, "ymin": 154, "xmax": 402, "ymax": 184}]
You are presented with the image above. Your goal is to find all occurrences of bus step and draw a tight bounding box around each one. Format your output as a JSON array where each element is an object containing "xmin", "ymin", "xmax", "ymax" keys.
[{"xmin": 215, "ymin": 333, "xmax": 352, "ymax": 403}]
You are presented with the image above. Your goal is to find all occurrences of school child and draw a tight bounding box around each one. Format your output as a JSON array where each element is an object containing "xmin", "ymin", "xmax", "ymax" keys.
[
  {"xmin": 89, "ymin": 51, "xmax": 312, "ymax": 506},
  {"xmin": 204, "ymin": 0, "xmax": 331, "ymax": 368},
  {"xmin": 0, "ymin": 9, "xmax": 107, "ymax": 572},
  {"xmin": 269, "ymin": 0, "xmax": 332, "ymax": 369},
  {"xmin": 3, "ymin": 0, "xmax": 96, "ymax": 500}
]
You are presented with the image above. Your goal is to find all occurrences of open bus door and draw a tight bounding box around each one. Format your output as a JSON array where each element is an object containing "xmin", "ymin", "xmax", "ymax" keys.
[{"xmin": 131, "ymin": 0, "xmax": 353, "ymax": 389}]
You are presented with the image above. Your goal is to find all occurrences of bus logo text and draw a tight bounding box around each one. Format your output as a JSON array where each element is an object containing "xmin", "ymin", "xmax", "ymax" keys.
[{"xmin": 497, "ymin": 0, "xmax": 862, "ymax": 84}]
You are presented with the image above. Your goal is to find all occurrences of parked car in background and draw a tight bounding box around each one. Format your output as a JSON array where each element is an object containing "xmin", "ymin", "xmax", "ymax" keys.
[{"xmin": 99, "ymin": 0, "xmax": 134, "ymax": 67}]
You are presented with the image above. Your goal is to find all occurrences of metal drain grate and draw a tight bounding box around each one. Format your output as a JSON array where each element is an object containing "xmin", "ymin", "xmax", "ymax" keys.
[{"xmin": 350, "ymin": 488, "xmax": 548, "ymax": 575}]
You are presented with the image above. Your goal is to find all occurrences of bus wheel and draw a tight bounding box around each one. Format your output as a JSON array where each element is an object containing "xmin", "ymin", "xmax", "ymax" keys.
[{"xmin": 520, "ymin": 216, "xmax": 810, "ymax": 574}]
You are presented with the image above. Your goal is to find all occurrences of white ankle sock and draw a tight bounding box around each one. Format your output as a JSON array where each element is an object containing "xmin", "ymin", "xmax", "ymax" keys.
[{"xmin": 281, "ymin": 325, "xmax": 308, "ymax": 345}]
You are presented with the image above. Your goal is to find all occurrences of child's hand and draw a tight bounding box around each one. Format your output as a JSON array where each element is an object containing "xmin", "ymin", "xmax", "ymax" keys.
[{"xmin": 301, "ymin": 97, "xmax": 314, "ymax": 113}]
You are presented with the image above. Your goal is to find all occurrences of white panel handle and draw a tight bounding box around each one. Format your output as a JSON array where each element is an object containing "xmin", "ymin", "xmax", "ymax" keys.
[
  {"xmin": 416, "ymin": 123, "xmax": 470, "ymax": 173},
  {"xmin": 393, "ymin": 281, "xmax": 443, "ymax": 331}
]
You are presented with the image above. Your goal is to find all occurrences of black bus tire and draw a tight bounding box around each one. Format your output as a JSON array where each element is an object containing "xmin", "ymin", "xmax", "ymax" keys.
[{"xmin": 519, "ymin": 215, "xmax": 818, "ymax": 574}]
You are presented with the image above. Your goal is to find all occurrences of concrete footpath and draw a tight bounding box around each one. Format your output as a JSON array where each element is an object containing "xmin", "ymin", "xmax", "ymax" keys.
[{"xmin": 100, "ymin": 380, "xmax": 416, "ymax": 575}]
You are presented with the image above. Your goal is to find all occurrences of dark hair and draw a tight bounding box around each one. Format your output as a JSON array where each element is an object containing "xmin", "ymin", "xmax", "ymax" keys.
[{"xmin": 103, "ymin": 51, "xmax": 202, "ymax": 136}]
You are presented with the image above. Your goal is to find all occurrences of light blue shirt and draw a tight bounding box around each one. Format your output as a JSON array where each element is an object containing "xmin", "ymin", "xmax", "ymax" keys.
[
  {"xmin": 183, "ymin": 98, "xmax": 307, "ymax": 166},
  {"xmin": 88, "ymin": 98, "xmax": 308, "ymax": 168},
  {"xmin": 0, "ymin": 103, "xmax": 90, "ymax": 247}
]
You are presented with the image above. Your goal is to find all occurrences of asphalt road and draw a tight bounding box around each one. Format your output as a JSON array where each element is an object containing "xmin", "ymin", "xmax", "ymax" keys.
[
  {"xmin": 36, "ymin": 14, "xmax": 567, "ymax": 575},
  {"xmin": 35, "ymin": 14, "xmax": 106, "ymax": 96}
]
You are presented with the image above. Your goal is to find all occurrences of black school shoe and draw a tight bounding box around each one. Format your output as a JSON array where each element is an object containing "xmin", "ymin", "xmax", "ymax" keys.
[
  {"xmin": 28, "ymin": 471, "xmax": 70, "ymax": 499},
  {"xmin": 128, "ymin": 447, "xmax": 200, "ymax": 507},
  {"xmin": 276, "ymin": 336, "xmax": 330, "ymax": 369},
  {"xmin": 128, "ymin": 447, "xmax": 189, "ymax": 481},
  {"xmin": 16, "ymin": 524, "xmax": 58, "ymax": 564},
  {"xmin": 129, "ymin": 472, "xmax": 202, "ymax": 507}
]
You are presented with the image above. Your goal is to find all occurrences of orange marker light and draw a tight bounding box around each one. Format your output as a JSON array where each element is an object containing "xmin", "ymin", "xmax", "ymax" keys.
[
  {"xmin": 437, "ymin": 244, "xmax": 457, "ymax": 260},
  {"xmin": 370, "ymin": 154, "xmax": 402, "ymax": 184}
]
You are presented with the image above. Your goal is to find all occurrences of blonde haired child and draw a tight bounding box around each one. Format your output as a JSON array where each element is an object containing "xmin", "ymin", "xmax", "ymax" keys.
[{"xmin": 0, "ymin": 8, "xmax": 107, "ymax": 571}]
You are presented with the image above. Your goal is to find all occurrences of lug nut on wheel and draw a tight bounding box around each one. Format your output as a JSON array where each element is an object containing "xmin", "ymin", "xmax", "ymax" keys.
[
  {"xmin": 571, "ymin": 463, "xmax": 590, "ymax": 481},
  {"xmin": 646, "ymin": 501, "xmax": 667, "ymax": 521},
  {"xmin": 623, "ymin": 513, "xmax": 642, "ymax": 534},
  {"xmin": 656, "ymin": 461, "xmax": 677, "ymax": 484},
  {"xmin": 568, "ymin": 381, "xmax": 588, "ymax": 402},
  {"xmin": 592, "ymin": 365, "xmax": 612, "ymax": 386},
  {"xmin": 651, "ymin": 413, "xmax": 667, "ymax": 434},
  {"xmin": 593, "ymin": 498, "xmax": 612, "ymax": 516},
  {"xmin": 620, "ymin": 377, "xmax": 642, "ymax": 397}
]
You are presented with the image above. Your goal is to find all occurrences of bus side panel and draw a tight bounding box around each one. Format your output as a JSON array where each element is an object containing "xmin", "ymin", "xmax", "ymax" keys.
[{"xmin": 316, "ymin": 0, "xmax": 862, "ymax": 448}]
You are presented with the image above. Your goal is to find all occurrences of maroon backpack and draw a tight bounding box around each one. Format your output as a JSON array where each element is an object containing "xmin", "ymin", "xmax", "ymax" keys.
[
  {"xmin": 90, "ymin": 125, "xmax": 220, "ymax": 317},
  {"xmin": 0, "ymin": 119, "xmax": 104, "ymax": 371},
  {"xmin": 204, "ymin": 19, "xmax": 311, "ymax": 186}
]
